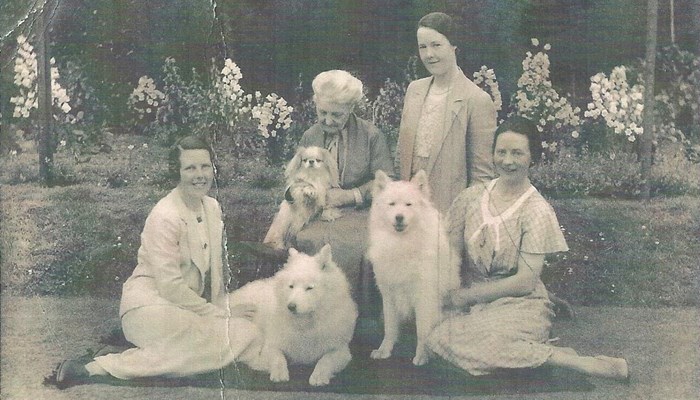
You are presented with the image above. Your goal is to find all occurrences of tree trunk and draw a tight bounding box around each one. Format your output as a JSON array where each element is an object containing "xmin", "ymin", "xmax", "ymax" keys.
[
  {"xmin": 640, "ymin": 0, "xmax": 658, "ymax": 200},
  {"xmin": 37, "ymin": 0, "xmax": 54, "ymax": 186},
  {"xmin": 670, "ymin": 0, "xmax": 675, "ymax": 44},
  {"xmin": 693, "ymin": 0, "xmax": 700, "ymax": 63}
]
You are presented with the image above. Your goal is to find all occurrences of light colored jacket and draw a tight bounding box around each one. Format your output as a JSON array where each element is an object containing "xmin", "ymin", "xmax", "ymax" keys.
[
  {"xmin": 398, "ymin": 70, "xmax": 496, "ymax": 213},
  {"xmin": 119, "ymin": 188, "xmax": 228, "ymax": 317}
]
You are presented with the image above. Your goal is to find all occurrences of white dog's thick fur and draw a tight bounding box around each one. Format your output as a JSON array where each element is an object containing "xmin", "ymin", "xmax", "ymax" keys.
[
  {"xmin": 367, "ymin": 170, "xmax": 461, "ymax": 366},
  {"xmin": 230, "ymin": 244, "xmax": 358, "ymax": 386},
  {"xmin": 263, "ymin": 146, "xmax": 342, "ymax": 249}
]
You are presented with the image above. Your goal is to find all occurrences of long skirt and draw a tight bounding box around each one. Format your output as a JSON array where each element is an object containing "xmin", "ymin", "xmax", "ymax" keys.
[
  {"xmin": 427, "ymin": 295, "xmax": 555, "ymax": 376},
  {"xmin": 93, "ymin": 304, "xmax": 259, "ymax": 379}
]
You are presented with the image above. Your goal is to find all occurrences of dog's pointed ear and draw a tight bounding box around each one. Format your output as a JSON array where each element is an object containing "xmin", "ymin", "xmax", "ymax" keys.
[
  {"xmin": 323, "ymin": 149, "xmax": 340, "ymax": 188},
  {"xmin": 317, "ymin": 244, "xmax": 333, "ymax": 270},
  {"xmin": 372, "ymin": 170, "xmax": 390, "ymax": 197},
  {"xmin": 284, "ymin": 147, "xmax": 304, "ymax": 179},
  {"xmin": 288, "ymin": 247, "xmax": 299, "ymax": 257},
  {"xmin": 411, "ymin": 169, "xmax": 431, "ymax": 199}
]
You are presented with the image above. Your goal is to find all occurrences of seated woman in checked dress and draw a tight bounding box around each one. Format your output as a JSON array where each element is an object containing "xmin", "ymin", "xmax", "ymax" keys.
[{"xmin": 427, "ymin": 117, "xmax": 629, "ymax": 381}]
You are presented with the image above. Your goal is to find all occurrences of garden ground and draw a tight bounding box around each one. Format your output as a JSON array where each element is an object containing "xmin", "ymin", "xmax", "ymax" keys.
[
  {"xmin": 1, "ymin": 295, "xmax": 698, "ymax": 400},
  {"xmin": 1, "ymin": 134, "xmax": 699, "ymax": 399}
]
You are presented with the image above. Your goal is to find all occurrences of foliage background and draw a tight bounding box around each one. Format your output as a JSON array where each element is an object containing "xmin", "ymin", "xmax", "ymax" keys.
[
  {"xmin": 0, "ymin": 0, "xmax": 699, "ymax": 305},
  {"xmin": 2, "ymin": 0, "xmax": 700, "ymax": 128}
]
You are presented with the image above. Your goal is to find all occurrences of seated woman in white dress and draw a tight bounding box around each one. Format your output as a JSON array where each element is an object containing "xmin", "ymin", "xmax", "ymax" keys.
[
  {"xmin": 427, "ymin": 116, "xmax": 629, "ymax": 381},
  {"xmin": 55, "ymin": 136, "xmax": 258, "ymax": 388}
]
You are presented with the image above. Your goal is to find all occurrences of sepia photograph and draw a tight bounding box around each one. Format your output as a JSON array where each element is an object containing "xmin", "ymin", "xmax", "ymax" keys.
[{"xmin": 1, "ymin": 1, "xmax": 699, "ymax": 399}]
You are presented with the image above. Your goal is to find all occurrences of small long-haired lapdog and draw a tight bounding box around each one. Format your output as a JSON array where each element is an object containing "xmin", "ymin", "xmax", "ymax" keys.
[{"xmin": 263, "ymin": 146, "xmax": 342, "ymax": 249}]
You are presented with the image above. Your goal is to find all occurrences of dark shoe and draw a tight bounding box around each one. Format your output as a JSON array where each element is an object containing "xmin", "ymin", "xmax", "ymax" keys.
[{"xmin": 54, "ymin": 359, "xmax": 90, "ymax": 389}]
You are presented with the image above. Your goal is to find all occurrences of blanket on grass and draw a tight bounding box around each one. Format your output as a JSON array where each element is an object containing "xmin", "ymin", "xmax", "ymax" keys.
[{"xmin": 48, "ymin": 319, "xmax": 594, "ymax": 396}]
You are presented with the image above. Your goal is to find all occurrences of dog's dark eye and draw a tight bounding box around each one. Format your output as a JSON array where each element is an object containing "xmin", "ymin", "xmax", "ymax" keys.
[
  {"xmin": 315, "ymin": 159, "xmax": 323, "ymax": 163},
  {"xmin": 289, "ymin": 284, "xmax": 294, "ymax": 289},
  {"xmin": 306, "ymin": 286, "xmax": 314, "ymax": 291},
  {"xmin": 388, "ymin": 202, "xmax": 396, "ymax": 206},
  {"xmin": 406, "ymin": 202, "xmax": 412, "ymax": 207}
]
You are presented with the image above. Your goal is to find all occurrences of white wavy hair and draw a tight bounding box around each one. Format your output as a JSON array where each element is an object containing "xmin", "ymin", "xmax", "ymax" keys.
[{"xmin": 312, "ymin": 70, "xmax": 363, "ymax": 106}]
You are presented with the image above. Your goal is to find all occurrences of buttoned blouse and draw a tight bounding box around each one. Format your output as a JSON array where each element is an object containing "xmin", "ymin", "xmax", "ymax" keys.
[{"xmin": 413, "ymin": 90, "xmax": 449, "ymax": 174}]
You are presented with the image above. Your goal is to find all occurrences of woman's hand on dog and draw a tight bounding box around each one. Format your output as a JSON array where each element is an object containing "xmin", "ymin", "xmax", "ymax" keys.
[
  {"xmin": 444, "ymin": 288, "xmax": 473, "ymax": 310},
  {"xmin": 228, "ymin": 303, "xmax": 257, "ymax": 321}
]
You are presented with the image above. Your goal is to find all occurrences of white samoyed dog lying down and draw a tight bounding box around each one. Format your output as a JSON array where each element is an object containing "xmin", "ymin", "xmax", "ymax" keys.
[
  {"xmin": 230, "ymin": 244, "xmax": 358, "ymax": 386},
  {"xmin": 367, "ymin": 170, "xmax": 461, "ymax": 366}
]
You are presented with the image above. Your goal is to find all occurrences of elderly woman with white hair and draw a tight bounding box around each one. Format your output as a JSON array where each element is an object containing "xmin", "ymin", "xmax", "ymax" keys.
[
  {"xmin": 262, "ymin": 69, "xmax": 394, "ymax": 308},
  {"xmin": 298, "ymin": 69, "xmax": 395, "ymax": 206}
]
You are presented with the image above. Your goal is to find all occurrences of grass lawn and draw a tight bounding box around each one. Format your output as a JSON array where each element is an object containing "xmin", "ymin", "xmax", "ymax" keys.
[{"xmin": 1, "ymin": 133, "xmax": 699, "ymax": 307}]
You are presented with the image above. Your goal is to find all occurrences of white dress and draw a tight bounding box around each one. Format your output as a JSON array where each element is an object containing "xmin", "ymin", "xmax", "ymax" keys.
[
  {"xmin": 427, "ymin": 179, "xmax": 568, "ymax": 376},
  {"xmin": 93, "ymin": 190, "xmax": 258, "ymax": 379}
]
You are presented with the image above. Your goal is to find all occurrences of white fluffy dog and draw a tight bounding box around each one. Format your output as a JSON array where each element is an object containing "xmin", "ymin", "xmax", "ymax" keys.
[
  {"xmin": 367, "ymin": 170, "xmax": 461, "ymax": 366},
  {"xmin": 230, "ymin": 244, "xmax": 358, "ymax": 386},
  {"xmin": 263, "ymin": 146, "xmax": 342, "ymax": 249}
]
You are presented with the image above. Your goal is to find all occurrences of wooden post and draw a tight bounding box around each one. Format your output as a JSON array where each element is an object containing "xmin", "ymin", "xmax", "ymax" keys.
[
  {"xmin": 641, "ymin": 0, "xmax": 658, "ymax": 200},
  {"xmin": 37, "ymin": 0, "xmax": 54, "ymax": 186},
  {"xmin": 670, "ymin": 0, "xmax": 675, "ymax": 45}
]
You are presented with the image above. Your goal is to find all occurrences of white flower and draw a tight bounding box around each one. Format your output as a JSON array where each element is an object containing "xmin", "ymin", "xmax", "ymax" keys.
[{"xmin": 531, "ymin": 38, "xmax": 539, "ymax": 46}]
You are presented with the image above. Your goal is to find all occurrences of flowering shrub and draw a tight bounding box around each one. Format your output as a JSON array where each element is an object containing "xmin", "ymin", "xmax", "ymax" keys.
[
  {"xmin": 582, "ymin": 65, "xmax": 652, "ymax": 155},
  {"xmin": 129, "ymin": 57, "xmax": 294, "ymax": 159},
  {"xmin": 52, "ymin": 60, "xmax": 112, "ymax": 155},
  {"xmin": 211, "ymin": 58, "xmax": 246, "ymax": 130},
  {"xmin": 7, "ymin": 36, "xmax": 111, "ymax": 158},
  {"xmin": 9, "ymin": 35, "xmax": 72, "ymax": 121},
  {"xmin": 127, "ymin": 76, "xmax": 165, "ymax": 126},
  {"xmin": 10, "ymin": 36, "xmax": 38, "ymax": 119},
  {"xmin": 585, "ymin": 66, "xmax": 645, "ymax": 144},
  {"xmin": 472, "ymin": 65, "xmax": 502, "ymax": 112},
  {"xmin": 509, "ymin": 39, "xmax": 582, "ymax": 160},
  {"xmin": 584, "ymin": 46, "xmax": 700, "ymax": 157},
  {"xmin": 250, "ymin": 92, "xmax": 293, "ymax": 139}
]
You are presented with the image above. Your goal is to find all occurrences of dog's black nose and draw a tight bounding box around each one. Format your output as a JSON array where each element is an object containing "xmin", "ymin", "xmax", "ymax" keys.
[
  {"xmin": 287, "ymin": 303, "xmax": 297, "ymax": 312},
  {"xmin": 395, "ymin": 214, "xmax": 404, "ymax": 224},
  {"xmin": 308, "ymin": 160, "xmax": 315, "ymax": 165}
]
